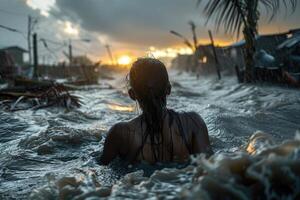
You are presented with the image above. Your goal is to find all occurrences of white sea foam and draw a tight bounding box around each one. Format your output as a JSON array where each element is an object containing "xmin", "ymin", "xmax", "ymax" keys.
[{"xmin": 1, "ymin": 71, "xmax": 300, "ymax": 199}]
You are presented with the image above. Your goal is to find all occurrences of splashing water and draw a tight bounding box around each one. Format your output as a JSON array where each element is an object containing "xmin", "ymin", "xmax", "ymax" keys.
[{"xmin": 1, "ymin": 71, "xmax": 299, "ymax": 199}]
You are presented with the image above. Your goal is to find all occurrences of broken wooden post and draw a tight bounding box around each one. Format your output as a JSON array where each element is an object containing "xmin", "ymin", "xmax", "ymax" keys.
[
  {"xmin": 208, "ymin": 30, "xmax": 221, "ymax": 80},
  {"xmin": 69, "ymin": 39, "xmax": 73, "ymax": 64},
  {"xmin": 33, "ymin": 33, "xmax": 39, "ymax": 79},
  {"xmin": 235, "ymin": 65, "xmax": 243, "ymax": 83}
]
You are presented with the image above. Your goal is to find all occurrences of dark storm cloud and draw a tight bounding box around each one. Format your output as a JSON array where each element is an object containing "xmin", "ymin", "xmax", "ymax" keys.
[
  {"xmin": 1, "ymin": 0, "xmax": 300, "ymax": 58},
  {"xmin": 53, "ymin": 0, "xmax": 207, "ymax": 47},
  {"xmin": 53, "ymin": 0, "xmax": 300, "ymax": 47}
]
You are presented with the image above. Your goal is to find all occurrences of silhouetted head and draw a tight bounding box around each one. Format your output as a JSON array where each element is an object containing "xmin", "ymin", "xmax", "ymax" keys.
[
  {"xmin": 128, "ymin": 58, "xmax": 171, "ymax": 161},
  {"xmin": 128, "ymin": 58, "xmax": 171, "ymax": 110}
]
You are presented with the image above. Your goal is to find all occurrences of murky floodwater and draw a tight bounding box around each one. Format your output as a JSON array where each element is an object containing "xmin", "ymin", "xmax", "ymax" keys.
[{"xmin": 1, "ymin": 71, "xmax": 300, "ymax": 199}]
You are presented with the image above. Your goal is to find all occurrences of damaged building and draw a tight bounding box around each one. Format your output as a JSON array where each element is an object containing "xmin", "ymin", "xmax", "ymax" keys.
[
  {"xmin": 0, "ymin": 46, "xmax": 28, "ymax": 79},
  {"xmin": 171, "ymin": 28, "xmax": 300, "ymax": 78}
]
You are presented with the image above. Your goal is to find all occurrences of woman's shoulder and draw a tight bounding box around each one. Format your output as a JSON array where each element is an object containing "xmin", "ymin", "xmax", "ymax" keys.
[
  {"xmin": 172, "ymin": 110, "xmax": 205, "ymax": 123},
  {"xmin": 172, "ymin": 110, "xmax": 207, "ymax": 131},
  {"xmin": 179, "ymin": 111, "xmax": 202, "ymax": 118},
  {"xmin": 109, "ymin": 115, "xmax": 143, "ymax": 134},
  {"xmin": 109, "ymin": 121, "xmax": 129, "ymax": 132}
]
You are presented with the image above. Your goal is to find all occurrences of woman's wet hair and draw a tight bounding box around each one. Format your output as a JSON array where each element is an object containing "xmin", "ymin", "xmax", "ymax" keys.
[{"xmin": 129, "ymin": 58, "xmax": 171, "ymax": 161}]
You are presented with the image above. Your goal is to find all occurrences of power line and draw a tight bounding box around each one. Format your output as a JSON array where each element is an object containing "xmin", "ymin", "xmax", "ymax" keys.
[
  {"xmin": 40, "ymin": 38, "xmax": 67, "ymax": 46},
  {"xmin": 0, "ymin": 24, "xmax": 23, "ymax": 34},
  {"xmin": 0, "ymin": 24, "xmax": 27, "ymax": 40}
]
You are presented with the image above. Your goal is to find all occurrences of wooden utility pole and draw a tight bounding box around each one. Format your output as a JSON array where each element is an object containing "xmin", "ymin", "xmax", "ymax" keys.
[
  {"xmin": 189, "ymin": 21, "xmax": 198, "ymax": 51},
  {"xmin": 27, "ymin": 15, "xmax": 32, "ymax": 65},
  {"xmin": 105, "ymin": 44, "xmax": 115, "ymax": 65},
  {"xmin": 33, "ymin": 33, "xmax": 39, "ymax": 79},
  {"xmin": 208, "ymin": 30, "xmax": 221, "ymax": 80},
  {"xmin": 68, "ymin": 39, "xmax": 73, "ymax": 64}
]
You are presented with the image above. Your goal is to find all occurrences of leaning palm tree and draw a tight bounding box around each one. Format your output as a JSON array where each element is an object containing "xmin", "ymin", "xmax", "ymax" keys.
[{"xmin": 198, "ymin": 0, "xmax": 297, "ymax": 82}]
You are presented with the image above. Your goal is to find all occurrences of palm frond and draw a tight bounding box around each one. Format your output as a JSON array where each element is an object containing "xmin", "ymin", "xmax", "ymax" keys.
[
  {"xmin": 198, "ymin": 0, "xmax": 297, "ymax": 37},
  {"xmin": 170, "ymin": 30, "xmax": 194, "ymax": 50},
  {"xmin": 198, "ymin": 0, "xmax": 247, "ymax": 38},
  {"xmin": 259, "ymin": 0, "xmax": 297, "ymax": 21}
]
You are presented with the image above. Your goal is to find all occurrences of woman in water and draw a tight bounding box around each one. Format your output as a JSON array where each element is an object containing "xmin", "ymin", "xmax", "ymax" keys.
[{"xmin": 100, "ymin": 58, "xmax": 212, "ymax": 165}]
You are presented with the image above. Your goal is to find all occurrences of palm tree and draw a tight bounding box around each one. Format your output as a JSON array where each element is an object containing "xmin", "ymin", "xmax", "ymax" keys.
[{"xmin": 197, "ymin": 0, "xmax": 297, "ymax": 82}]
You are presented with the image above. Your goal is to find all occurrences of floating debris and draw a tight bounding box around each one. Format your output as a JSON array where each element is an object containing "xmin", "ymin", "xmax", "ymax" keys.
[{"xmin": 0, "ymin": 78, "xmax": 82, "ymax": 111}]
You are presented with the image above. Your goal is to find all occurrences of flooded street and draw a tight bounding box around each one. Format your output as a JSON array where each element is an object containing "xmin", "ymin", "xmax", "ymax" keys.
[{"xmin": 1, "ymin": 71, "xmax": 300, "ymax": 199}]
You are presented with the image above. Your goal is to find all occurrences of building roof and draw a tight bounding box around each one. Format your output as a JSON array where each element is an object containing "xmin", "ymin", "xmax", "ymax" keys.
[
  {"xmin": 229, "ymin": 33, "xmax": 287, "ymax": 48},
  {"xmin": 277, "ymin": 35, "xmax": 300, "ymax": 50},
  {"xmin": 0, "ymin": 46, "xmax": 28, "ymax": 52},
  {"xmin": 288, "ymin": 28, "xmax": 300, "ymax": 35},
  {"xmin": 229, "ymin": 36, "xmax": 263, "ymax": 48},
  {"xmin": 228, "ymin": 28, "xmax": 300, "ymax": 48}
]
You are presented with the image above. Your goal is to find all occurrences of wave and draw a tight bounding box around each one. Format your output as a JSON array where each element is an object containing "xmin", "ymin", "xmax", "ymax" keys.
[{"xmin": 29, "ymin": 132, "xmax": 300, "ymax": 199}]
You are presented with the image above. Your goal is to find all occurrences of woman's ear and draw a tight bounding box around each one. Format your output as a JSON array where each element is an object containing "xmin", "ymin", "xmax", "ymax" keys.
[
  {"xmin": 166, "ymin": 84, "xmax": 171, "ymax": 95},
  {"xmin": 128, "ymin": 88, "xmax": 136, "ymax": 101}
]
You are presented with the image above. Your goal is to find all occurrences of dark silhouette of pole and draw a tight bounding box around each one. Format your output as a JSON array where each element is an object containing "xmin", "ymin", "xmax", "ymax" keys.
[
  {"xmin": 67, "ymin": 39, "xmax": 90, "ymax": 65},
  {"xmin": 69, "ymin": 39, "xmax": 73, "ymax": 64},
  {"xmin": 33, "ymin": 33, "xmax": 38, "ymax": 79},
  {"xmin": 188, "ymin": 21, "xmax": 198, "ymax": 51},
  {"xmin": 27, "ymin": 15, "xmax": 32, "ymax": 65},
  {"xmin": 105, "ymin": 44, "xmax": 115, "ymax": 65},
  {"xmin": 27, "ymin": 16, "xmax": 38, "ymax": 65},
  {"xmin": 208, "ymin": 30, "xmax": 221, "ymax": 80}
]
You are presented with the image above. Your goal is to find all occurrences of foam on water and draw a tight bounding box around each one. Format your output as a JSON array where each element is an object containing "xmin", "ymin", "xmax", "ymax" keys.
[
  {"xmin": 0, "ymin": 71, "xmax": 299, "ymax": 199},
  {"xmin": 29, "ymin": 134, "xmax": 300, "ymax": 199}
]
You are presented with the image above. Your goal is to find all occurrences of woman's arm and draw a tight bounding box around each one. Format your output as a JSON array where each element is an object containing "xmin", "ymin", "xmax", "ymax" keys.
[
  {"xmin": 99, "ymin": 124, "xmax": 122, "ymax": 165},
  {"xmin": 189, "ymin": 112, "xmax": 213, "ymax": 156}
]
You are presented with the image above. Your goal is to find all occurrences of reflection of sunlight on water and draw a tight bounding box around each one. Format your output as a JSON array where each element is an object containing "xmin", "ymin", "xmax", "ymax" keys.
[{"xmin": 108, "ymin": 104, "xmax": 134, "ymax": 112}]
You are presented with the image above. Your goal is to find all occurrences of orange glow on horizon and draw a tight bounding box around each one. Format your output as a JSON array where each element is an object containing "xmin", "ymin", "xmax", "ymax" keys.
[
  {"xmin": 117, "ymin": 55, "xmax": 133, "ymax": 65},
  {"xmin": 148, "ymin": 47, "xmax": 193, "ymax": 58},
  {"xmin": 197, "ymin": 39, "xmax": 233, "ymax": 47},
  {"xmin": 99, "ymin": 38, "xmax": 233, "ymax": 65}
]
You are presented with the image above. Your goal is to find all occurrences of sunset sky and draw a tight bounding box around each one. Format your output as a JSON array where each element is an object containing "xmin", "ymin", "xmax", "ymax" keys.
[{"xmin": 1, "ymin": 0, "xmax": 300, "ymax": 64}]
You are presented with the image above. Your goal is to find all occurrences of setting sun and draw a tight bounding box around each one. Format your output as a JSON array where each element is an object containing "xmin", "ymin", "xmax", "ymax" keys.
[{"xmin": 117, "ymin": 55, "xmax": 132, "ymax": 65}]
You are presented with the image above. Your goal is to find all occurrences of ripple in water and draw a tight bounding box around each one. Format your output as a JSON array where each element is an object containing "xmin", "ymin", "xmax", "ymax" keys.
[
  {"xmin": 0, "ymin": 71, "xmax": 300, "ymax": 199},
  {"xmin": 29, "ymin": 133, "xmax": 300, "ymax": 199}
]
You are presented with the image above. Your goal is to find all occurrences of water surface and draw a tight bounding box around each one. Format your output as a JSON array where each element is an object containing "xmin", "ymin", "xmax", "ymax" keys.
[{"xmin": 0, "ymin": 71, "xmax": 299, "ymax": 199}]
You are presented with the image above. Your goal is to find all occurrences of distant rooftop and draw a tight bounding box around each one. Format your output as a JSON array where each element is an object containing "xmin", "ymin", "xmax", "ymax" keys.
[
  {"xmin": 0, "ymin": 46, "xmax": 28, "ymax": 52},
  {"xmin": 228, "ymin": 29, "xmax": 297, "ymax": 48},
  {"xmin": 230, "ymin": 34, "xmax": 287, "ymax": 48},
  {"xmin": 289, "ymin": 28, "xmax": 300, "ymax": 34},
  {"xmin": 277, "ymin": 34, "xmax": 300, "ymax": 50}
]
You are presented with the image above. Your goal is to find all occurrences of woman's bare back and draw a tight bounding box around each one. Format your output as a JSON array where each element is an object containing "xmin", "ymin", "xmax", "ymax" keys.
[{"xmin": 100, "ymin": 110, "xmax": 212, "ymax": 165}]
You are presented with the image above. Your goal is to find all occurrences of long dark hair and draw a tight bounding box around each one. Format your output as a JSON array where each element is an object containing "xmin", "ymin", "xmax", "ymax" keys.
[{"xmin": 129, "ymin": 58, "xmax": 171, "ymax": 161}]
